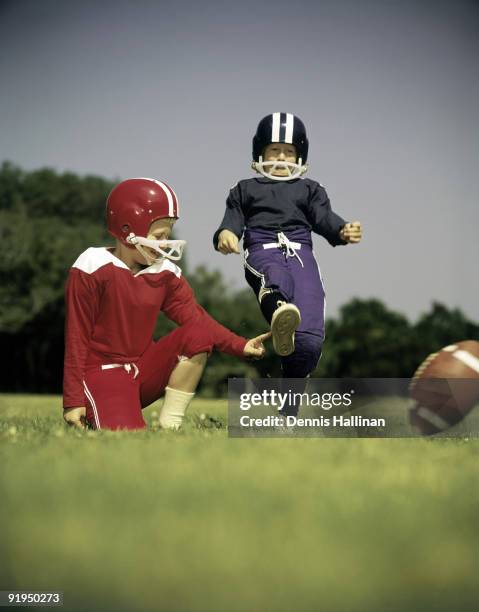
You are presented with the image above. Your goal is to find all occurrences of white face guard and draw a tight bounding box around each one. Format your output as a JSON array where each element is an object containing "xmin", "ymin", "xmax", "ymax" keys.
[
  {"xmin": 251, "ymin": 157, "xmax": 308, "ymax": 181},
  {"xmin": 126, "ymin": 233, "xmax": 186, "ymax": 264}
]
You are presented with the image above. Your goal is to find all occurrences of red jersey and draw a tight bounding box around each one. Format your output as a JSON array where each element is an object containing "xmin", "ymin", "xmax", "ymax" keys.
[{"xmin": 63, "ymin": 247, "xmax": 247, "ymax": 408}]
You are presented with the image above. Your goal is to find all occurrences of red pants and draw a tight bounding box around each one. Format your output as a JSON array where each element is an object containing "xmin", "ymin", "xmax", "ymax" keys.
[{"xmin": 83, "ymin": 322, "xmax": 213, "ymax": 430}]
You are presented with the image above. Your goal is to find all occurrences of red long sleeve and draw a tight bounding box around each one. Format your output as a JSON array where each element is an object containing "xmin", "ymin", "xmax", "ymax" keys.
[
  {"xmin": 162, "ymin": 275, "xmax": 247, "ymax": 357},
  {"xmin": 63, "ymin": 268, "xmax": 100, "ymax": 408}
]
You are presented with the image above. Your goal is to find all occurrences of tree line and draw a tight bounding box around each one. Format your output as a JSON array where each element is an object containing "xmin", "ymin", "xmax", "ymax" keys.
[{"xmin": 1, "ymin": 161, "xmax": 477, "ymax": 396}]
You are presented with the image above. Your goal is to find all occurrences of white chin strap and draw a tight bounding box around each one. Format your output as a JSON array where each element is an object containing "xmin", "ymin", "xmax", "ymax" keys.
[
  {"xmin": 251, "ymin": 157, "xmax": 308, "ymax": 181},
  {"xmin": 126, "ymin": 234, "xmax": 186, "ymax": 264}
]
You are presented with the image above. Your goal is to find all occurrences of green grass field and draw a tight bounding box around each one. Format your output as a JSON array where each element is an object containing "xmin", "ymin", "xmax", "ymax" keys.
[{"xmin": 1, "ymin": 394, "xmax": 479, "ymax": 612}]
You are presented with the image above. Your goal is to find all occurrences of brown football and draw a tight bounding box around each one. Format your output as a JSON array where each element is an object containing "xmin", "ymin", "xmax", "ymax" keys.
[{"xmin": 409, "ymin": 340, "xmax": 479, "ymax": 435}]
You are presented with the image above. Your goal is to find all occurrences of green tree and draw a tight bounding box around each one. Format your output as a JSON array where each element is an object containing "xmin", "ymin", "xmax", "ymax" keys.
[
  {"xmin": 412, "ymin": 302, "xmax": 479, "ymax": 364},
  {"xmin": 316, "ymin": 299, "xmax": 416, "ymax": 377},
  {"xmin": 0, "ymin": 162, "xmax": 113, "ymax": 391}
]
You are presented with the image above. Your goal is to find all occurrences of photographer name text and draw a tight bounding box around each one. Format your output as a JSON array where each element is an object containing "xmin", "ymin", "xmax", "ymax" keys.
[{"xmin": 239, "ymin": 415, "xmax": 386, "ymax": 428}]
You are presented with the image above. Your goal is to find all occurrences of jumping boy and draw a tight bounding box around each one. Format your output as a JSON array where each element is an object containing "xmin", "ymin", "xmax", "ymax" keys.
[
  {"xmin": 213, "ymin": 113, "xmax": 362, "ymax": 383},
  {"xmin": 63, "ymin": 178, "xmax": 270, "ymax": 431}
]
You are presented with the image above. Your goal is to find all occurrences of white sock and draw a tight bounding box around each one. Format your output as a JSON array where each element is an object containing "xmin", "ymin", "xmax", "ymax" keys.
[{"xmin": 159, "ymin": 386, "xmax": 195, "ymax": 430}]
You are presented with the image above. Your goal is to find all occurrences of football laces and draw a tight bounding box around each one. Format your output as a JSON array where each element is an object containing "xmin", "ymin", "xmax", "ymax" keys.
[{"xmin": 409, "ymin": 352, "xmax": 439, "ymax": 390}]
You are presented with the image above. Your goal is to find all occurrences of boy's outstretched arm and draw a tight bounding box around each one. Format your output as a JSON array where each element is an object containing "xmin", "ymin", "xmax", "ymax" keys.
[
  {"xmin": 162, "ymin": 273, "xmax": 269, "ymax": 358},
  {"xmin": 213, "ymin": 183, "xmax": 245, "ymax": 253},
  {"xmin": 308, "ymin": 182, "xmax": 350, "ymax": 246}
]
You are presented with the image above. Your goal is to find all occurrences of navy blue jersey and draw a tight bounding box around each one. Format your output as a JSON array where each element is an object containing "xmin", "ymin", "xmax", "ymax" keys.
[{"xmin": 213, "ymin": 177, "xmax": 347, "ymax": 249}]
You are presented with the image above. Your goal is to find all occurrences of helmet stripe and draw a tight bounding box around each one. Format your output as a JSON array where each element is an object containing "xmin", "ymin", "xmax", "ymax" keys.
[
  {"xmin": 272, "ymin": 112, "xmax": 281, "ymax": 142},
  {"xmin": 154, "ymin": 180, "xmax": 174, "ymax": 217},
  {"xmin": 285, "ymin": 113, "xmax": 294, "ymax": 143},
  {"xmin": 170, "ymin": 186, "xmax": 180, "ymax": 217},
  {"xmin": 136, "ymin": 178, "xmax": 178, "ymax": 217}
]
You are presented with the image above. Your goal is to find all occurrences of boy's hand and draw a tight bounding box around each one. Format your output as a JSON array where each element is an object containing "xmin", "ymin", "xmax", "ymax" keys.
[
  {"xmin": 243, "ymin": 332, "xmax": 272, "ymax": 360},
  {"xmin": 218, "ymin": 229, "xmax": 240, "ymax": 254},
  {"xmin": 340, "ymin": 221, "xmax": 362, "ymax": 244},
  {"xmin": 63, "ymin": 406, "xmax": 87, "ymax": 429}
]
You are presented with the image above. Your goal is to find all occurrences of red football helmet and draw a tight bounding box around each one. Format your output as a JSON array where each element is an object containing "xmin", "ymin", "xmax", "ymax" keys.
[{"xmin": 106, "ymin": 178, "xmax": 180, "ymax": 245}]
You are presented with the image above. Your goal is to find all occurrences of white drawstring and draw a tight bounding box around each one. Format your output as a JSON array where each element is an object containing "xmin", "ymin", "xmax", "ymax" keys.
[
  {"xmin": 101, "ymin": 363, "xmax": 139, "ymax": 379},
  {"xmin": 277, "ymin": 232, "xmax": 304, "ymax": 268}
]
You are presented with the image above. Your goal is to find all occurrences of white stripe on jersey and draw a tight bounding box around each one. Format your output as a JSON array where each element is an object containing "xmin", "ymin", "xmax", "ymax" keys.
[
  {"xmin": 73, "ymin": 247, "xmax": 130, "ymax": 274},
  {"xmin": 272, "ymin": 113, "xmax": 281, "ymax": 142},
  {"xmin": 285, "ymin": 113, "xmax": 294, "ymax": 143}
]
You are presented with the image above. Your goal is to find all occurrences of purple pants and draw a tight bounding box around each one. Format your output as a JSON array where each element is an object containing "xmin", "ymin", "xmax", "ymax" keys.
[{"xmin": 243, "ymin": 228, "xmax": 325, "ymax": 378}]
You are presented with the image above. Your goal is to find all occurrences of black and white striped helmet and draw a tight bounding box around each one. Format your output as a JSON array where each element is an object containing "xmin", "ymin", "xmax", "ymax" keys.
[{"xmin": 251, "ymin": 112, "xmax": 309, "ymax": 180}]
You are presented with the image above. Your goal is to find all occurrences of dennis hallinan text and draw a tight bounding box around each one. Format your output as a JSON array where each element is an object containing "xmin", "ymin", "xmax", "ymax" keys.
[{"xmin": 239, "ymin": 415, "xmax": 387, "ymax": 428}]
